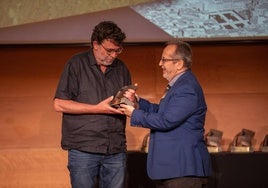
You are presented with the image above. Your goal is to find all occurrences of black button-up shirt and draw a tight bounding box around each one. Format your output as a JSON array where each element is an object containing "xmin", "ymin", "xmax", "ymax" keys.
[{"xmin": 55, "ymin": 50, "xmax": 132, "ymax": 154}]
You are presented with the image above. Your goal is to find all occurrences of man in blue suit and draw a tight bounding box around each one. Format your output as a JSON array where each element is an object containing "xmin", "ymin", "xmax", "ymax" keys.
[{"xmin": 120, "ymin": 40, "xmax": 211, "ymax": 188}]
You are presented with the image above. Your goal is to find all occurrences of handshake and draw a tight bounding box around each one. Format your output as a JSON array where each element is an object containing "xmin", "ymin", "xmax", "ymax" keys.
[{"xmin": 110, "ymin": 85, "xmax": 137, "ymax": 109}]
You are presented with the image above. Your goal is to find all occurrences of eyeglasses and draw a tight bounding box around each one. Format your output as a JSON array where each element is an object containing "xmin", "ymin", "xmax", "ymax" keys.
[
  {"xmin": 160, "ymin": 58, "xmax": 181, "ymax": 63},
  {"xmin": 101, "ymin": 44, "xmax": 123, "ymax": 55}
]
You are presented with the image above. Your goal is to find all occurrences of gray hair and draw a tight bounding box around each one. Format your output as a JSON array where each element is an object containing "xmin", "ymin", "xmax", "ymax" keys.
[{"xmin": 166, "ymin": 40, "xmax": 192, "ymax": 68}]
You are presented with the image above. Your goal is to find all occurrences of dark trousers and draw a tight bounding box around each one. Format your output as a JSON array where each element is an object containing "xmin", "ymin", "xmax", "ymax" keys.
[{"xmin": 155, "ymin": 177, "xmax": 208, "ymax": 188}]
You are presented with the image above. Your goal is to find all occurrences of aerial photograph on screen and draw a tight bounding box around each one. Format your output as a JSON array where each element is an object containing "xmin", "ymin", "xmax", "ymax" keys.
[{"xmin": 131, "ymin": 0, "xmax": 268, "ymax": 40}]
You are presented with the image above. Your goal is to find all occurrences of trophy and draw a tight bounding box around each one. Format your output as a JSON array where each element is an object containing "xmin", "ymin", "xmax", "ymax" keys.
[
  {"xmin": 260, "ymin": 134, "xmax": 268, "ymax": 152},
  {"xmin": 110, "ymin": 85, "xmax": 137, "ymax": 108},
  {"xmin": 141, "ymin": 133, "xmax": 150, "ymax": 153},
  {"xmin": 205, "ymin": 129, "xmax": 223, "ymax": 152},
  {"xmin": 230, "ymin": 129, "xmax": 255, "ymax": 152}
]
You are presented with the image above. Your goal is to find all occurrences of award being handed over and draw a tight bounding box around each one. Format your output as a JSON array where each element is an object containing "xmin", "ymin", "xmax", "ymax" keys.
[{"xmin": 110, "ymin": 85, "xmax": 137, "ymax": 108}]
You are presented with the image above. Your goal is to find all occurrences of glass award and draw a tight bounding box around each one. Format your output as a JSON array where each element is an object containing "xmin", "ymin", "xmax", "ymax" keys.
[
  {"xmin": 230, "ymin": 129, "xmax": 255, "ymax": 152},
  {"xmin": 206, "ymin": 129, "xmax": 223, "ymax": 153}
]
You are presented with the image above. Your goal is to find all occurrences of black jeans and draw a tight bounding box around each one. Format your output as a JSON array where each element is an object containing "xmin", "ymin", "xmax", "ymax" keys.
[{"xmin": 155, "ymin": 177, "xmax": 208, "ymax": 188}]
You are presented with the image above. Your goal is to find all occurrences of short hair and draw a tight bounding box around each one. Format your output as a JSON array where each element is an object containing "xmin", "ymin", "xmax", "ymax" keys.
[
  {"xmin": 166, "ymin": 40, "xmax": 193, "ymax": 68},
  {"xmin": 90, "ymin": 21, "xmax": 126, "ymax": 47}
]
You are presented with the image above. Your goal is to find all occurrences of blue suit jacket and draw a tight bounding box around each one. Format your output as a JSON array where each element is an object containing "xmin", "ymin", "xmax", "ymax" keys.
[{"xmin": 131, "ymin": 70, "xmax": 212, "ymax": 180}]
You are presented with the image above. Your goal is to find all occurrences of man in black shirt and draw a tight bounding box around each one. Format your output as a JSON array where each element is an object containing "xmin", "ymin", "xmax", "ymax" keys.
[{"xmin": 54, "ymin": 21, "xmax": 132, "ymax": 188}]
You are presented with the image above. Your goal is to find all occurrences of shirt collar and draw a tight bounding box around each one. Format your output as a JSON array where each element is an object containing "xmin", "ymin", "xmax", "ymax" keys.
[{"xmin": 168, "ymin": 71, "xmax": 187, "ymax": 87}]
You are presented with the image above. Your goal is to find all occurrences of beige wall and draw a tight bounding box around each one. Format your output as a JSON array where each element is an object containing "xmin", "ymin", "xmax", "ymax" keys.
[{"xmin": 0, "ymin": 42, "xmax": 268, "ymax": 187}]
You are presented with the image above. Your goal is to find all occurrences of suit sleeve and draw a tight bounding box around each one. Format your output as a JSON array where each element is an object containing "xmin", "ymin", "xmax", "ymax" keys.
[{"xmin": 130, "ymin": 84, "xmax": 202, "ymax": 131}]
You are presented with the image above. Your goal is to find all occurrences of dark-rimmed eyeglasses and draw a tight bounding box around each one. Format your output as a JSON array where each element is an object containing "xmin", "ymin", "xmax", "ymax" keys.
[
  {"xmin": 101, "ymin": 44, "xmax": 123, "ymax": 55},
  {"xmin": 160, "ymin": 58, "xmax": 181, "ymax": 63}
]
